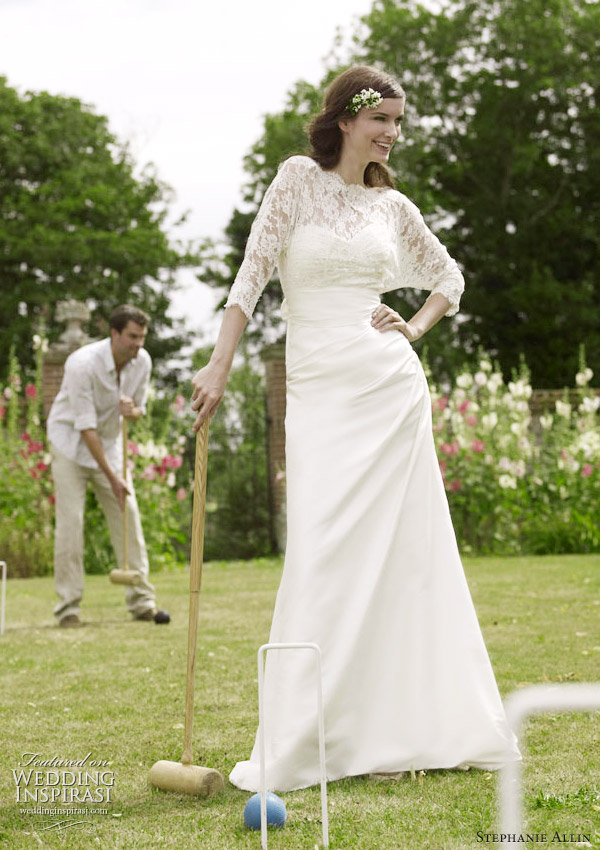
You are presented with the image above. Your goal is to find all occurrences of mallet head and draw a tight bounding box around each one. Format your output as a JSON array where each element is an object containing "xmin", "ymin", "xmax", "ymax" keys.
[
  {"xmin": 109, "ymin": 569, "xmax": 143, "ymax": 586},
  {"xmin": 149, "ymin": 760, "xmax": 224, "ymax": 796}
]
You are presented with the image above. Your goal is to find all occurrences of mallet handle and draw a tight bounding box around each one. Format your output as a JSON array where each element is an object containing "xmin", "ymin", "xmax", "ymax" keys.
[
  {"xmin": 122, "ymin": 418, "xmax": 129, "ymax": 571},
  {"xmin": 182, "ymin": 420, "xmax": 209, "ymax": 765}
]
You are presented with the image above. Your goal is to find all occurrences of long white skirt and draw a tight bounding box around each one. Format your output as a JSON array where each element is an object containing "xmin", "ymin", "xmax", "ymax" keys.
[{"xmin": 229, "ymin": 287, "xmax": 520, "ymax": 792}]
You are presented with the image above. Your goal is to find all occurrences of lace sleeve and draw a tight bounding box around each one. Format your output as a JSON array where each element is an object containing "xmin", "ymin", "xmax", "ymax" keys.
[
  {"xmin": 393, "ymin": 195, "xmax": 465, "ymax": 317},
  {"xmin": 225, "ymin": 156, "xmax": 306, "ymax": 319}
]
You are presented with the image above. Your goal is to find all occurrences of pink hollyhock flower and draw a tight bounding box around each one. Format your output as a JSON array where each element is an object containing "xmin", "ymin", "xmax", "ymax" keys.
[
  {"xmin": 581, "ymin": 464, "xmax": 593, "ymax": 478},
  {"xmin": 440, "ymin": 441, "xmax": 460, "ymax": 456},
  {"xmin": 471, "ymin": 439, "xmax": 485, "ymax": 453},
  {"xmin": 165, "ymin": 454, "xmax": 183, "ymax": 470},
  {"xmin": 172, "ymin": 394, "xmax": 186, "ymax": 414},
  {"xmin": 141, "ymin": 464, "xmax": 156, "ymax": 481},
  {"xmin": 176, "ymin": 487, "xmax": 187, "ymax": 501},
  {"xmin": 438, "ymin": 459, "xmax": 448, "ymax": 473},
  {"xmin": 20, "ymin": 432, "xmax": 31, "ymax": 443},
  {"xmin": 25, "ymin": 384, "xmax": 37, "ymax": 400},
  {"xmin": 458, "ymin": 400, "xmax": 471, "ymax": 413},
  {"xmin": 49, "ymin": 495, "xmax": 56, "ymax": 506},
  {"xmin": 448, "ymin": 479, "xmax": 462, "ymax": 491},
  {"xmin": 0, "ymin": 406, "xmax": 5, "ymax": 419},
  {"xmin": 36, "ymin": 461, "xmax": 48, "ymax": 472},
  {"xmin": 466, "ymin": 414, "xmax": 478, "ymax": 427},
  {"xmin": 128, "ymin": 441, "xmax": 140, "ymax": 456},
  {"xmin": 433, "ymin": 396, "xmax": 449, "ymax": 411},
  {"xmin": 28, "ymin": 441, "xmax": 44, "ymax": 454}
]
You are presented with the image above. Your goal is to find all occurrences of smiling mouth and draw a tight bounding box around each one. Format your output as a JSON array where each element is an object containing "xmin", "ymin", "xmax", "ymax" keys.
[{"xmin": 373, "ymin": 141, "xmax": 392, "ymax": 153}]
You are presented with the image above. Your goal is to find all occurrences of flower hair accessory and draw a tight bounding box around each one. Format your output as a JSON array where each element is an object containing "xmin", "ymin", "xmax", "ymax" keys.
[{"xmin": 346, "ymin": 88, "xmax": 383, "ymax": 115}]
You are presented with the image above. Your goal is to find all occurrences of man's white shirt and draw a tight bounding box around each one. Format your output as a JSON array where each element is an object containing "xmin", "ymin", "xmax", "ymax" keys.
[{"xmin": 47, "ymin": 338, "xmax": 151, "ymax": 470}]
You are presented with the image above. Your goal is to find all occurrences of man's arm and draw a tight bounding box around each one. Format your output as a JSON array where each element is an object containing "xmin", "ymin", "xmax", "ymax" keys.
[{"xmin": 80, "ymin": 429, "xmax": 130, "ymax": 509}]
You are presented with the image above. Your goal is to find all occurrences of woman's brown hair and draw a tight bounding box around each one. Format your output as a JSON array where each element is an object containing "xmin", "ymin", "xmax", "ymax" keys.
[{"xmin": 307, "ymin": 65, "xmax": 405, "ymax": 188}]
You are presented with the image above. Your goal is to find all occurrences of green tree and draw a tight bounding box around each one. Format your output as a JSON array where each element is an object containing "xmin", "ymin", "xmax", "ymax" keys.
[
  {"xmin": 0, "ymin": 77, "xmax": 190, "ymax": 383},
  {"xmin": 354, "ymin": 0, "xmax": 600, "ymax": 387},
  {"xmin": 196, "ymin": 81, "xmax": 321, "ymax": 349},
  {"xmin": 199, "ymin": 0, "xmax": 600, "ymax": 388}
]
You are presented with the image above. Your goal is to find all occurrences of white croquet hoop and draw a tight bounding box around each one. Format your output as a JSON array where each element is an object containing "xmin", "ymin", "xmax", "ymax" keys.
[
  {"xmin": 0, "ymin": 560, "xmax": 6, "ymax": 636},
  {"xmin": 500, "ymin": 683, "xmax": 600, "ymax": 848},
  {"xmin": 257, "ymin": 642, "xmax": 329, "ymax": 849}
]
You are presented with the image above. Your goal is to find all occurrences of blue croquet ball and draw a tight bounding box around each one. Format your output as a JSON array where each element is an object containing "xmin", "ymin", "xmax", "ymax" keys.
[{"xmin": 243, "ymin": 792, "xmax": 287, "ymax": 830}]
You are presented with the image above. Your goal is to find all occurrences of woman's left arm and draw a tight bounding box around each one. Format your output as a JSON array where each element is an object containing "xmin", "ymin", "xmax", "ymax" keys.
[
  {"xmin": 377, "ymin": 193, "xmax": 465, "ymax": 339},
  {"xmin": 371, "ymin": 292, "xmax": 452, "ymax": 341}
]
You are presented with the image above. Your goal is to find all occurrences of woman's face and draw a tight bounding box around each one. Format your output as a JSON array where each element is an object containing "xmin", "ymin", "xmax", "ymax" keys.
[{"xmin": 338, "ymin": 97, "xmax": 405, "ymax": 166}]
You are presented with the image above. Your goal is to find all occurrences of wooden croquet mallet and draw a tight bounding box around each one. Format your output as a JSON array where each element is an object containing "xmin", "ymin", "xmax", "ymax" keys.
[
  {"xmin": 149, "ymin": 420, "xmax": 224, "ymax": 796},
  {"xmin": 109, "ymin": 417, "xmax": 142, "ymax": 586}
]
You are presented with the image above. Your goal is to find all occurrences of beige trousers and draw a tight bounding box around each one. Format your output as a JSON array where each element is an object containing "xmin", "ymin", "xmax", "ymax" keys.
[{"xmin": 50, "ymin": 443, "xmax": 156, "ymax": 621}]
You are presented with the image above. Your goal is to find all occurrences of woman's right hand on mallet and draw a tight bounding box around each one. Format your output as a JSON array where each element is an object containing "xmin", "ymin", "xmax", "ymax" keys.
[{"xmin": 190, "ymin": 363, "xmax": 228, "ymax": 432}]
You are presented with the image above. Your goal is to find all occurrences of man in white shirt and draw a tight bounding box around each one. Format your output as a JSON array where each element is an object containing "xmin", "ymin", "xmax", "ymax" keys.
[{"xmin": 47, "ymin": 305, "xmax": 170, "ymax": 627}]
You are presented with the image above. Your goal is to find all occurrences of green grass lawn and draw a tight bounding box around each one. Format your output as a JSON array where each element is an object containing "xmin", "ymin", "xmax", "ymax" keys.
[{"xmin": 0, "ymin": 554, "xmax": 599, "ymax": 849}]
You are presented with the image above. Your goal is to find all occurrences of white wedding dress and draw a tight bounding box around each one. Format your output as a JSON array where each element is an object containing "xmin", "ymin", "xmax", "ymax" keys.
[{"xmin": 225, "ymin": 156, "xmax": 520, "ymax": 791}]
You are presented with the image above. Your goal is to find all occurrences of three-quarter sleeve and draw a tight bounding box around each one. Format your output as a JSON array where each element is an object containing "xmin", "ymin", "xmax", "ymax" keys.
[
  {"xmin": 225, "ymin": 156, "xmax": 305, "ymax": 319},
  {"xmin": 393, "ymin": 195, "xmax": 465, "ymax": 316}
]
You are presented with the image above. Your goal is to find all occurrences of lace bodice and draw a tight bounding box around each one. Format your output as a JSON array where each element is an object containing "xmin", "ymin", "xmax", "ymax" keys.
[{"xmin": 225, "ymin": 156, "xmax": 464, "ymax": 320}]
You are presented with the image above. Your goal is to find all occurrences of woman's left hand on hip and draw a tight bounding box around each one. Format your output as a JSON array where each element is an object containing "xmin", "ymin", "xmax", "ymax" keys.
[{"xmin": 371, "ymin": 305, "xmax": 422, "ymax": 342}]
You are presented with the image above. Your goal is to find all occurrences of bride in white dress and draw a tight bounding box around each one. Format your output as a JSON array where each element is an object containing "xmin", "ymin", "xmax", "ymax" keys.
[{"xmin": 191, "ymin": 65, "xmax": 520, "ymax": 792}]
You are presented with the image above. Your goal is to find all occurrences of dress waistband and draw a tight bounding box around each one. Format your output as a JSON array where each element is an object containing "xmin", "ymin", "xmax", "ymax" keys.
[{"xmin": 281, "ymin": 288, "xmax": 381, "ymax": 326}]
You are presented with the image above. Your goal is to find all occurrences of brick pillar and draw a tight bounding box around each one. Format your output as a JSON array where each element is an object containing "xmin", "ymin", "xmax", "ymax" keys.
[
  {"xmin": 42, "ymin": 300, "xmax": 93, "ymax": 416},
  {"xmin": 42, "ymin": 347, "xmax": 74, "ymax": 416},
  {"xmin": 261, "ymin": 343, "xmax": 286, "ymax": 550}
]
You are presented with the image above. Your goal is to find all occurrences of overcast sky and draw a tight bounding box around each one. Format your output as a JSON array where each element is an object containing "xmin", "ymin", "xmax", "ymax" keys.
[{"xmin": 0, "ymin": 0, "xmax": 374, "ymax": 335}]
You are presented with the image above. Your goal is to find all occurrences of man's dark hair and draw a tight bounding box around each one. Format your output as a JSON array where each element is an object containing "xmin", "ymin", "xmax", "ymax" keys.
[{"xmin": 109, "ymin": 305, "xmax": 151, "ymax": 333}]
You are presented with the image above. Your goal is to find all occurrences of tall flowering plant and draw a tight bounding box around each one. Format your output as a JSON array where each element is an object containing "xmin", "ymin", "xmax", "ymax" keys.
[
  {"xmin": 427, "ymin": 349, "xmax": 600, "ymax": 554},
  {"xmin": 0, "ymin": 338, "xmax": 195, "ymax": 576},
  {"xmin": 0, "ymin": 340, "xmax": 55, "ymax": 575},
  {"xmin": 125, "ymin": 392, "xmax": 192, "ymax": 569}
]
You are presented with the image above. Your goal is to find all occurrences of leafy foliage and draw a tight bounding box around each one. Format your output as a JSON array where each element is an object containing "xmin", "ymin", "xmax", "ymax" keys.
[
  {"xmin": 0, "ymin": 77, "xmax": 190, "ymax": 385},
  {"xmin": 355, "ymin": 0, "xmax": 600, "ymax": 388},
  {"xmin": 197, "ymin": 0, "xmax": 600, "ymax": 387},
  {"xmin": 196, "ymin": 80, "xmax": 322, "ymax": 349},
  {"xmin": 428, "ymin": 349, "xmax": 600, "ymax": 554},
  {"xmin": 0, "ymin": 339, "xmax": 273, "ymax": 577},
  {"xmin": 192, "ymin": 346, "xmax": 274, "ymax": 560}
]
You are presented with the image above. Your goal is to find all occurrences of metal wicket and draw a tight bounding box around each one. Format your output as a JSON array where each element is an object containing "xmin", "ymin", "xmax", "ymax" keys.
[
  {"xmin": 500, "ymin": 683, "xmax": 600, "ymax": 849},
  {"xmin": 257, "ymin": 641, "xmax": 329, "ymax": 849},
  {"xmin": 1, "ymin": 560, "xmax": 6, "ymax": 636}
]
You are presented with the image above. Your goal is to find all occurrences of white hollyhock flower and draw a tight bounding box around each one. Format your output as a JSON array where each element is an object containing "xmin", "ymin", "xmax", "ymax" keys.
[
  {"xmin": 579, "ymin": 396, "xmax": 600, "ymax": 414},
  {"xmin": 555, "ymin": 400, "xmax": 571, "ymax": 418},
  {"xmin": 482, "ymin": 412, "xmax": 498, "ymax": 431},
  {"xmin": 456, "ymin": 373, "xmax": 473, "ymax": 389},
  {"xmin": 575, "ymin": 367, "xmax": 593, "ymax": 386}
]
